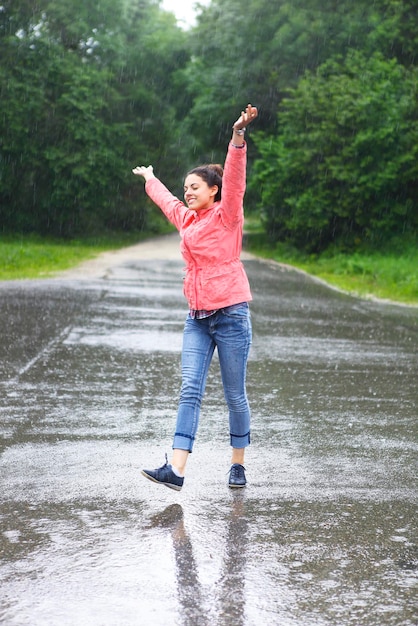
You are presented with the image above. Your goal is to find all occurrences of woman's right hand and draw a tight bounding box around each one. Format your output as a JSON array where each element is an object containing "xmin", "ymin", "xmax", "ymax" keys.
[
  {"xmin": 233, "ymin": 104, "xmax": 258, "ymax": 131},
  {"xmin": 132, "ymin": 165, "xmax": 155, "ymax": 181}
]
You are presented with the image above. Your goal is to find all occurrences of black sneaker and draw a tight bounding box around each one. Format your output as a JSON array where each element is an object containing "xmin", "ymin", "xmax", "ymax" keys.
[
  {"xmin": 141, "ymin": 454, "xmax": 184, "ymax": 491},
  {"xmin": 228, "ymin": 463, "xmax": 246, "ymax": 488}
]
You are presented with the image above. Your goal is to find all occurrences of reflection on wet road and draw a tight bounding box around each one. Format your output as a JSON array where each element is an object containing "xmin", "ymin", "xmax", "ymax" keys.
[{"xmin": 0, "ymin": 256, "xmax": 417, "ymax": 625}]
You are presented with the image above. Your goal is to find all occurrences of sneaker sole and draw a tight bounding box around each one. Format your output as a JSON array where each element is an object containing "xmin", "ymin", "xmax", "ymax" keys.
[
  {"xmin": 141, "ymin": 470, "xmax": 183, "ymax": 491},
  {"xmin": 228, "ymin": 483, "xmax": 246, "ymax": 489}
]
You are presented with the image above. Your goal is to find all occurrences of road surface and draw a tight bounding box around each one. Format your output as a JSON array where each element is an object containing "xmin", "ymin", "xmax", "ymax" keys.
[{"xmin": 1, "ymin": 233, "xmax": 417, "ymax": 625}]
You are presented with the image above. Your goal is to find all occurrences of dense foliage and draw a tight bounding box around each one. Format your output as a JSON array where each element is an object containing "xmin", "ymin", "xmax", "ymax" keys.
[
  {"xmin": 187, "ymin": 0, "xmax": 418, "ymax": 251},
  {"xmin": 0, "ymin": 0, "xmax": 190, "ymax": 236},
  {"xmin": 1, "ymin": 0, "xmax": 417, "ymax": 250},
  {"xmin": 252, "ymin": 52, "xmax": 418, "ymax": 251}
]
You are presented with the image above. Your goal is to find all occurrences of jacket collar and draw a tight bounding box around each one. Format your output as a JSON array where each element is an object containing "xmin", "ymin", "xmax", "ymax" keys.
[{"xmin": 193, "ymin": 201, "xmax": 220, "ymax": 221}]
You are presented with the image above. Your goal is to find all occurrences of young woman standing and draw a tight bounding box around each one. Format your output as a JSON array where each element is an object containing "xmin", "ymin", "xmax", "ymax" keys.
[{"xmin": 132, "ymin": 104, "xmax": 258, "ymax": 490}]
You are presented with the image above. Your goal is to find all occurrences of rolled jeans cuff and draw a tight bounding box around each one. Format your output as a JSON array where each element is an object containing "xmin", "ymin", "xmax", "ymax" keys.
[
  {"xmin": 173, "ymin": 432, "xmax": 195, "ymax": 452},
  {"xmin": 230, "ymin": 430, "xmax": 251, "ymax": 448}
]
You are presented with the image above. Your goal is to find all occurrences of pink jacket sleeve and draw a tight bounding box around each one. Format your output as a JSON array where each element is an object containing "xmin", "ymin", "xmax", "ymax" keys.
[
  {"xmin": 144, "ymin": 178, "xmax": 191, "ymax": 232},
  {"xmin": 220, "ymin": 142, "xmax": 247, "ymax": 229}
]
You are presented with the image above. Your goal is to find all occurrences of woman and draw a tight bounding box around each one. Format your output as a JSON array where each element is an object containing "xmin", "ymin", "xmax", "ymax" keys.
[{"xmin": 132, "ymin": 103, "xmax": 258, "ymax": 490}]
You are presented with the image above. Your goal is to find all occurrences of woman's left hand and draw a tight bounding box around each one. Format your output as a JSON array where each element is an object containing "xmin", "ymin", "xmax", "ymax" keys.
[
  {"xmin": 233, "ymin": 104, "xmax": 258, "ymax": 131},
  {"xmin": 132, "ymin": 165, "xmax": 155, "ymax": 181}
]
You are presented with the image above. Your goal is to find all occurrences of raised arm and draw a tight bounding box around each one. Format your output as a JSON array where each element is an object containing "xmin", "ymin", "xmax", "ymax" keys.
[
  {"xmin": 132, "ymin": 164, "xmax": 189, "ymax": 231},
  {"xmin": 220, "ymin": 104, "xmax": 258, "ymax": 227}
]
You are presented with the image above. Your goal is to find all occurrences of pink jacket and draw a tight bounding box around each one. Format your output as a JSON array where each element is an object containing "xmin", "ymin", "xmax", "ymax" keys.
[{"xmin": 145, "ymin": 142, "xmax": 252, "ymax": 310}]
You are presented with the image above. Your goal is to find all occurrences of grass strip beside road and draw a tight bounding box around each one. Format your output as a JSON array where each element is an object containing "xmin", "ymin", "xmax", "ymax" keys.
[
  {"xmin": 0, "ymin": 233, "xmax": 148, "ymax": 280},
  {"xmin": 292, "ymin": 251, "xmax": 418, "ymax": 305},
  {"xmin": 244, "ymin": 234, "xmax": 418, "ymax": 307}
]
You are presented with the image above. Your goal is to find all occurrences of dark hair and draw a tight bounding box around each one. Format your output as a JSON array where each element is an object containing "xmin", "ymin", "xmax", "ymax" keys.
[{"xmin": 186, "ymin": 164, "xmax": 223, "ymax": 201}]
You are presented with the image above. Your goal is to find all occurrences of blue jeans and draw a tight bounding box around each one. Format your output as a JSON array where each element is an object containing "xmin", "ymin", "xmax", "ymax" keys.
[{"xmin": 173, "ymin": 303, "xmax": 252, "ymax": 452}]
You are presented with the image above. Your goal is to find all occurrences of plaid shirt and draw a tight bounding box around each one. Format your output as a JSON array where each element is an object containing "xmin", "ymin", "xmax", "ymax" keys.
[{"xmin": 189, "ymin": 308, "xmax": 218, "ymax": 319}]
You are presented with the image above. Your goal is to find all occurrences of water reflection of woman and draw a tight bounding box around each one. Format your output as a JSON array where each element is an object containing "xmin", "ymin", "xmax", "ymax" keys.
[{"xmin": 149, "ymin": 497, "xmax": 248, "ymax": 625}]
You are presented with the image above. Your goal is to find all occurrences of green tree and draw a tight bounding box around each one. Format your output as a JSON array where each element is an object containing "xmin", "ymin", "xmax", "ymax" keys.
[
  {"xmin": 2, "ymin": 0, "xmax": 417, "ymax": 242},
  {"xmin": 181, "ymin": 0, "xmax": 389, "ymax": 157},
  {"xmin": 252, "ymin": 52, "xmax": 418, "ymax": 251},
  {"xmin": 0, "ymin": 0, "xmax": 190, "ymax": 236},
  {"xmin": 179, "ymin": 0, "xmax": 418, "ymax": 165}
]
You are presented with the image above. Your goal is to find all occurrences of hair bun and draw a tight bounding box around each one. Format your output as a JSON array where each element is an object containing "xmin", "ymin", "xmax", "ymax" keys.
[{"xmin": 208, "ymin": 164, "xmax": 223, "ymax": 177}]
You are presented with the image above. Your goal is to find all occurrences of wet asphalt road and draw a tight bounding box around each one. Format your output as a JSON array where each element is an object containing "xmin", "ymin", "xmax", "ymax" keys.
[{"xmin": 0, "ymin": 243, "xmax": 417, "ymax": 625}]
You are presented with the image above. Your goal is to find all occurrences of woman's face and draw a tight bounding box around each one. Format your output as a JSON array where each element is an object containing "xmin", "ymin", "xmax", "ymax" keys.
[{"xmin": 184, "ymin": 174, "xmax": 218, "ymax": 212}]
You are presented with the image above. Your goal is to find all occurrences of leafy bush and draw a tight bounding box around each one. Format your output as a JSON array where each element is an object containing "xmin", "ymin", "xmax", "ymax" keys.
[{"xmin": 252, "ymin": 52, "xmax": 418, "ymax": 252}]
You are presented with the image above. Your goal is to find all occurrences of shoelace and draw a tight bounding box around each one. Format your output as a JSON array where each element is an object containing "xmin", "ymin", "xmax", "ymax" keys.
[{"xmin": 229, "ymin": 464, "xmax": 245, "ymax": 478}]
